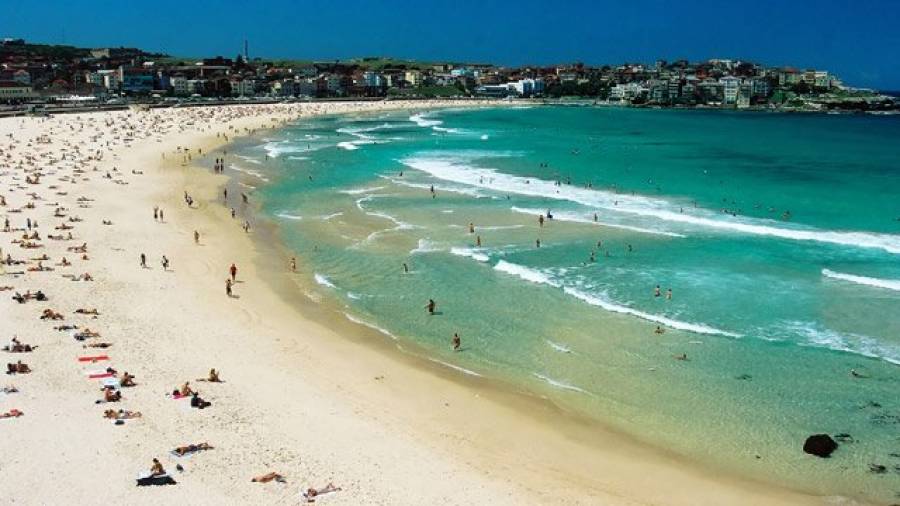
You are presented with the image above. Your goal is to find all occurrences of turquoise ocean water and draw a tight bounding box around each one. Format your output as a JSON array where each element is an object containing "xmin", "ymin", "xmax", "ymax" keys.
[{"xmin": 228, "ymin": 106, "xmax": 900, "ymax": 502}]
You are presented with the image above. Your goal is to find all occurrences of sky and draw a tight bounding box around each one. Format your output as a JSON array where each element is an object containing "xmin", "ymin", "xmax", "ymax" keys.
[{"xmin": 2, "ymin": 0, "xmax": 899, "ymax": 89}]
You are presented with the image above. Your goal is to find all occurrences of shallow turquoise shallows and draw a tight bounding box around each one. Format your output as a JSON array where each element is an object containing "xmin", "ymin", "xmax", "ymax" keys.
[{"xmin": 228, "ymin": 106, "xmax": 900, "ymax": 502}]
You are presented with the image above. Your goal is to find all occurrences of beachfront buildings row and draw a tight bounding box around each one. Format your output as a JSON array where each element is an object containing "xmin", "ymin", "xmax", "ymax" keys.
[{"xmin": 1, "ymin": 39, "xmax": 895, "ymax": 111}]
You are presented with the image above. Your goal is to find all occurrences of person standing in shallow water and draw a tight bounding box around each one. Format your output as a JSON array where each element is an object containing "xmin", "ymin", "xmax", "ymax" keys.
[
  {"xmin": 452, "ymin": 332, "xmax": 461, "ymax": 351},
  {"xmin": 425, "ymin": 299, "xmax": 435, "ymax": 315}
]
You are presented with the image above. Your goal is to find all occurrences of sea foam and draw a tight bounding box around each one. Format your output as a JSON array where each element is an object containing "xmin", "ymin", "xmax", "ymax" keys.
[{"xmin": 401, "ymin": 154, "xmax": 900, "ymax": 254}]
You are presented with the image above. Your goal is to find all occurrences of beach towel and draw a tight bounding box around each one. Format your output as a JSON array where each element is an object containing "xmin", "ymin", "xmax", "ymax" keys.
[
  {"xmin": 87, "ymin": 371, "xmax": 114, "ymax": 379},
  {"xmin": 136, "ymin": 473, "xmax": 176, "ymax": 486},
  {"xmin": 101, "ymin": 378, "xmax": 121, "ymax": 388},
  {"xmin": 78, "ymin": 355, "xmax": 109, "ymax": 362}
]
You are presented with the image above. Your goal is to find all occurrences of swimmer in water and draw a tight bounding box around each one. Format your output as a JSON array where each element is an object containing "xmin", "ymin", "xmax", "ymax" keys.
[
  {"xmin": 655, "ymin": 326, "xmax": 665, "ymax": 334},
  {"xmin": 468, "ymin": 223, "xmax": 474, "ymax": 234},
  {"xmin": 452, "ymin": 333, "xmax": 461, "ymax": 351},
  {"xmin": 654, "ymin": 285, "xmax": 661, "ymax": 297},
  {"xmin": 536, "ymin": 239, "xmax": 541, "ymax": 248},
  {"xmin": 666, "ymin": 288, "xmax": 672, "ymax": 300},
  {"xmin": 476, "ymin": 235, "xmax": 481, "ymax": 247},
  {"xmin": 402, "ymin": 263, "xmax": 409, "ymax": 273}
]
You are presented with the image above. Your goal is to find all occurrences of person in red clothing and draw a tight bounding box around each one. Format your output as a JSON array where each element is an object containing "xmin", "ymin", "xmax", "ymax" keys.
[{"xmin": 229, "ymin": 263, "xmax": 237, "ymax": 282}]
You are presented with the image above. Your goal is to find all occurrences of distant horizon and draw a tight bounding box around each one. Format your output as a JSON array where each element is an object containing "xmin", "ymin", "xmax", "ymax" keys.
[{"xmin": 2, "ymin": 0, "xmax": 898, "ymax": 89}]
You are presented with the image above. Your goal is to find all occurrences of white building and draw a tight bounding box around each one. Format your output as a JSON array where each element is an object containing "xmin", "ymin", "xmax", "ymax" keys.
[
  {"xmin": 509, "ymin": 78, "xmax": 544, "ymax": 97},
  {"xmin": 404, "ymin": 70, "xmax": 422, "ymax": 86},
  {"xmin": 719, "ymin": 76, "xmax": 741, "ymax": 105},
  {"xmin": 170, "ymin": 76, "xmax": 188, "ymax": 96},
  {"xmin": 610, "ymin": 82, "xmax": 647, "ymax": 101},
  {"xmin": 361, "ymin": 71, "xmax": 383, "ymax": 88}
]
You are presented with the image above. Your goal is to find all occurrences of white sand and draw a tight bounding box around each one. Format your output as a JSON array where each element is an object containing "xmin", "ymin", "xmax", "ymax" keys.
[{"xmin": 0, "ymin": 102, "xmax": 828, "ymax": 505}]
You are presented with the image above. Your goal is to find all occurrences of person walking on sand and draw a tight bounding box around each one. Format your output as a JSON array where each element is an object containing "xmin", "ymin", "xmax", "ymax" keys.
[
  {"xmin": 290, "ymin": 257, "xmax": 296, "ymax": 272},
  {"xmin": 426, "ymin": 299, "xmax": 436, "ymax": 315},
  {"xmin": 229, "ymin": 263, "xmax": 237, "ymax": 282},
  {"xmin": 140, "ymin": 253, "xmax": 147, "ymax": 269},
  {"xmin": 194, "ymin": 230, "xmax": 200, "ymax": 244},
  {"xmin": 452, "ymin": 332, "xmax": 461, "ymax": 351},
  {"xmin": 153, "ymin": 207, "xmax": 158, "ymax": 221},
  {"xmin": 161, "ymin": 256, "xmax": 170, "ymax": 271},
  {"xmin": 226, "ymin": 278, "xmax": 233, "ymax": 297},
  {"xmin": 159, "ymin": 209, "xmax": 164, "ymax": 222}
]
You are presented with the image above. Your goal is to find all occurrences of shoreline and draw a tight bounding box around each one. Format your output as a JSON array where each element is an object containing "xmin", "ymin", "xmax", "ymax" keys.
[{"xmin": 0, "ymin": 102, "xmax": 846, "ymax": 504}]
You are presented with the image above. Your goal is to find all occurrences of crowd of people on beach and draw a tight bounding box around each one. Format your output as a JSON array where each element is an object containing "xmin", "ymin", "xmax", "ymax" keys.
[{"xmin": 0, "ymin": 102, "xmax": 378, "ymax": 501}]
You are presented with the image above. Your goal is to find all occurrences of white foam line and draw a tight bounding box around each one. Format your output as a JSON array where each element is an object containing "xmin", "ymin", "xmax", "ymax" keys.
[
  {"xmin": 546, "ymin": 340, "xmax": 573, "ymax": 353},
  {"xmin": 343, "ymin": 312, "xmax": 397, "ymax": 340},
  {"xmin": 426, "ymin": 357, "xmax": 482, "ymax": 377},
  {"xmin": 450, "ymin": 247, "xmax": 490, "ymax": 262},
  {"xmin": 533, "ymin": 373, "xmax": 588, "ymax": 394},
  {"xmin": 822, "ymin": 269, "xmax": 900, "ymax": 292},
  {"xmin": 228, "ymin": 164, "xmax": 270, "ymax": 183},
  {"xmin": 342, "ymin": 186, "xmax": 385, "ymax": 195},
  {"xmin": 314, "ymin": 273, "xmax": 336, "ymax": 289},
  {"xmin": 402, "ymin": 156, "xmax": 900, "ymax": 254},
  {"xmin": 275, "ymin": 212, "xmax": 303, "ymax": 221},
  {"xmin": 493, "ymin": 260, "xmax": 739, "ymax": 337},
  {"xmin": 511, "ymin": 206, "xmax": 684, "ymax": 238}
]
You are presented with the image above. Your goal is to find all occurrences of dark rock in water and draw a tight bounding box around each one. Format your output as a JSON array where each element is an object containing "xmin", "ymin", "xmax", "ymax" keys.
[
  {"xmin": 834, "ymin": 433, "xmax": 855, "ymax": 443},
  {"xmin": 803, "ymin": 434, "xmax": 838, "ymax": 458},
  {"xmin": 870, "ymin": 464, "xmax": 887, "ymax": 474}
]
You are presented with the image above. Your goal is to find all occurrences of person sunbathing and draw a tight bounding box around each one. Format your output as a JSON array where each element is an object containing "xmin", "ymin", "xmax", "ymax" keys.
[
  {"xmin": 58, "ymin": 257, "xmax": 71, "ymax": 266},
  {"xmin": 150, "ymin": 458, "xmax": 166, "ymax": 477},
  {"xmin": 206, "ymin": 369, "xmax": 221, "ymax": 382},
  {"xmin": 102, "ymin": 387, "xmax": 121, "ymax": 403},
  {"xmin": 304, "ymin": 483, "xmax": 341, "ymax": 502},
  {"xmin": 173, "ymin": 442, "xmax": 212, "ymax": 456},
  {"xmin": 179, "ymin": 382, "xmax": 194, "ymax": 396},
  {"xmin": 73, "ymin": 328, "xmax": 100, "ymax": 340},
  {"xmin": 251, "ymin": 472, "xmax": 285, "ymax": 483},
  {"xmin": 104, "ymin": 409, "xmax": 141, "ymax": 420},
  {"xmin": 120, "ymin": 372, "xmax": 136, "ymax": 387},
  {"xmin": 55, "ymin": 324, "xmax": 78, "ymax": 331},
  {"xmin": 1, "ymin": 385, "xmax": 17, "ymax": 394},
  {"xmin": 0, "ymin": 409, "xmax": 23, "ymax": 418},
  {"xmin": 4, "ymin": 337, "xmax": 35, "ymax": 353},
  {"xmin": 75, "ymin": 308, "xmax": 100, "ymax": 315},
  {"xmin": 83, "ymin": 342, "xmax": 111, "ymax": 349},
  {"xmin": 40, "ymin": 309, "xmax": 64, "ymax": 320},
  {"xmin": 6, "ymin": 361, "xmax": 31, "ymax": 374},
  {"xmin": 190, "ymin": 392, "xmax": 211, "ymax": 409}
]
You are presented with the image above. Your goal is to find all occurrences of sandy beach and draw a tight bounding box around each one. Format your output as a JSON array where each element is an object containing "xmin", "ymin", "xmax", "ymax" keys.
[{"xmin": 0, "ymin": 101, "xmax": 837, "ymax": 505}]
